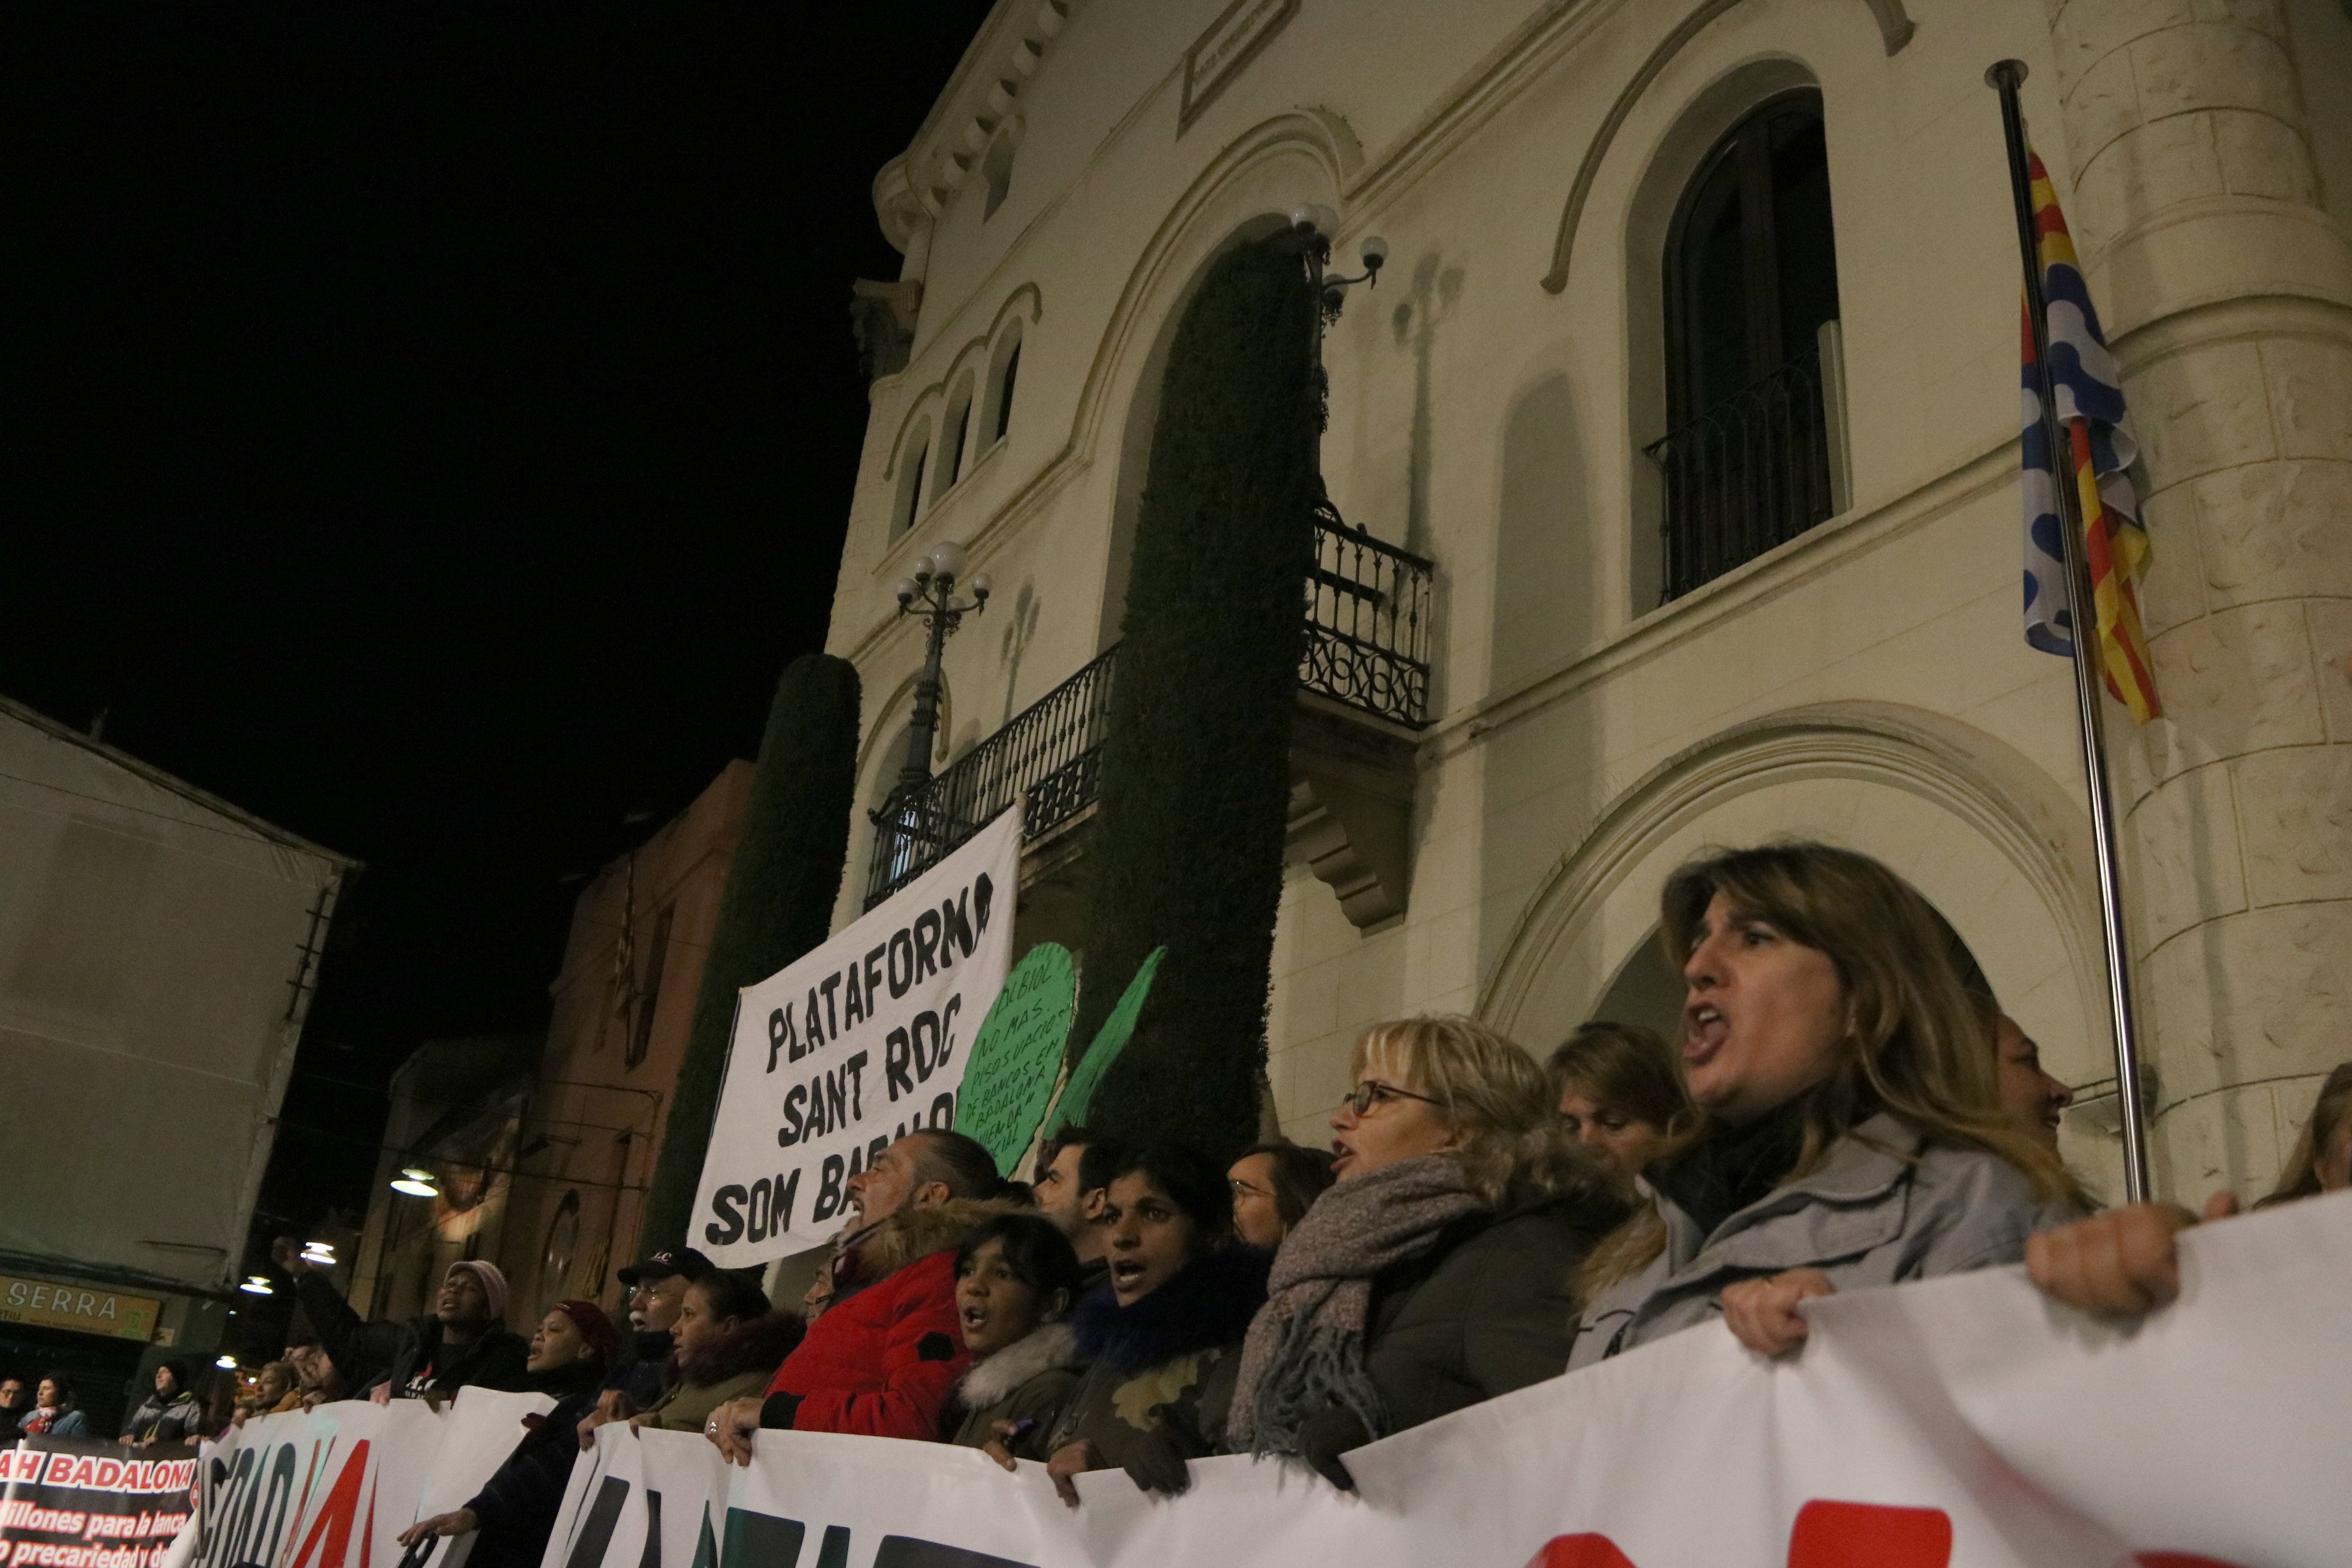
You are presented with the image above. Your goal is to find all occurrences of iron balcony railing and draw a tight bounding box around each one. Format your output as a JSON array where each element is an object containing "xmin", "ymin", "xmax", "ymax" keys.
[
  {"xmin": 1303, "ymin": 489, "xmax": 1434, "ymax": 727},
  {"xmin": 1645, "ymin": 346, "xmax": 1836, "ymax": 603},
  {"xmin": 864, "ymin": 508, "xmax": 1434, "ymax": 908},
  {"xmin": 865, "ymin": 643, "xmax": 1117, "ymax": 908}
]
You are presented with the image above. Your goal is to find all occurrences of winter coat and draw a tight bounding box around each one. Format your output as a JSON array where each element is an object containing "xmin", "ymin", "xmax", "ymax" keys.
[
  {"xmin": 462, "ymin": 1362, "xmax": 606, "ymax": 1568},
  {"xmin": 1569, "ymin": 1111, "xmax": 2087, "ymax": 1369},
  {"xmin": 760, "ymin": 1199, "xmax": 1021, "ymax": 1439},
  {"xmin": 1354, "ymin": 1186, "xmax": 1616, "ymax": 1434},
  {"xmin": 19, "ymin": 1406, "xmax": 86, "ymax": 1437},
  {"xmin": 942, "ymin": 1321, "xmax": 1084, "ymax": 1458},
  {"xmin": 639, "ymin": 1311, "xmax": 802, "ymax": 1434},
  {"xmin": 293, "ymin": 1272, "xmax": 530, "ymax": 1401},
  {"xmin": 598, "ymin": 1329, "xmax": 672, "ymax": 1414},
  {"xmin": 1045, "ymin": 1246, "xmax": 1270, "ymax": 1482},
  {"xmin": 121, "ymin": 1389, "xmax": 202, "ymax": 1443}
]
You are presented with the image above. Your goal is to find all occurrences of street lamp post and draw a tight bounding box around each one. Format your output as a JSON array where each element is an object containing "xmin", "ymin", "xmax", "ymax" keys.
[{"xmin": 873, "ymin": 540, "xmax": 990, "ymax": 874}]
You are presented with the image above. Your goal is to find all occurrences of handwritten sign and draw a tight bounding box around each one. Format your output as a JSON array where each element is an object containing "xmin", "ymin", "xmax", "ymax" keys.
[
  {"xmin": 957, "ymin": 943, "xmax": 1077, "ymax": 1175},
  {"xmin": 1054, "ymin": 946, "xmax": 1165, "ymax": 1130}
]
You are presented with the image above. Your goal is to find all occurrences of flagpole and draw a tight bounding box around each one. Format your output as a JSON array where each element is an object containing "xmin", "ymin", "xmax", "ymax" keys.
[{"xmin": 1986, "ymin": 58, "xmax": 2153, "ymax": 1204}]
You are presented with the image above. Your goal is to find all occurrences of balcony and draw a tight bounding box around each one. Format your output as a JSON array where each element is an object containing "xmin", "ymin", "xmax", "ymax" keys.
[
  {"xmin": 865, "ymin": 508, "xmax": 1433, "ymax": 919},
  {"xmin": 1644, "ymin": 344, "xmax": 1844, "ymax": 603}
]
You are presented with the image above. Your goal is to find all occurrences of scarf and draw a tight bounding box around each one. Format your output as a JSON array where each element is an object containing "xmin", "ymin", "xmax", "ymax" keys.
[
  {"xmin": 1227, "ymin": 1153, "xmax": 1489, "ymax": 1454},
  {"xmin": 1070, "ymin": 1244, "xmax": 1271, "ymax": 1374},
  {"xmin": 1646, "ymin": 1100, "xmax": 1809, "ymax": 1239},
  {"xmin": 20, "ymin": 1406, "xmax": 66, "ymax": 1435}
]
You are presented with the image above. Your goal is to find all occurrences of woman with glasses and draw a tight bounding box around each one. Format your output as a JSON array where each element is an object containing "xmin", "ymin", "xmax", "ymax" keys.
[
  {"xmin": 1227, "ymin": 1016, "xmax": 1627, "ymax": 1489},
  {"xmin": 1227, "ymin": 1142, "xmax": 1337, "ymax": 1249}
]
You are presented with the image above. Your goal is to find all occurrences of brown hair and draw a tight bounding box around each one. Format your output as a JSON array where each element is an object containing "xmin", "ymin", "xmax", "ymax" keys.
[
  {"xmin": 2259, "ymin": 1062, "xmax": 2352, "ymax": 1208},
  {"xmin": 1354, "ymin": 1015, "xmax": 1621, "ymax": 1205},
  {"xmin": 1235, "ymin": 1141, "xmax": 1337, "ymax": 1230},
  {"xmin": 1547, "ymin": 1020, "xmax": 1692, "ymax": 1137},
  {"xmin": 1580, "ymin": 842, "xmax": 2081, "ymax": 1300}
]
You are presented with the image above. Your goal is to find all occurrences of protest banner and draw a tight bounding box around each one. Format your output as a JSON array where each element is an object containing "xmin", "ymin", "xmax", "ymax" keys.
[
  {"xmin": 135, "ymin": 1389, "xmax": 549, "ymax": 1568},
  {"xmin": 1, "ymin": 1440, "xmax": 196, "ymax": 1568},
  {"xmin": 692, "ymin": 809, "xmax": 1022, "ymax": 1264},
  {"xmin": 535, "ymin": 1189, "xmax": 2349, "ymax": 1568}
]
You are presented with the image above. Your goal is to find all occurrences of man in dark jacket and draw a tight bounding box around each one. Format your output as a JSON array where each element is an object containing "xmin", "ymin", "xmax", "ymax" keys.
[
  {"xmin": 604, "ymin": 1246, "xmax": 711, "ymax": 1411},
  {"xmin": 274, "ymin": 1238, "xmax": 529, "ymax": 1403}
]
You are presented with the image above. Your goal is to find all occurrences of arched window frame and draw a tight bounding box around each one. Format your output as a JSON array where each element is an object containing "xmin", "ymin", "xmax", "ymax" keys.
[
  {"xmin": 977, "ymin": 317, "xmax": 1023, "ymax": 451},
  {"xmin": 1646, "ymin": 86, "xmax": 1851, "ymax": 603},
  {"xmin": 933, "ymin": 373, "xmax": 977, "ymax": 503},
  {"xmin": 891, "ymin": 417, "xmax": 932, "ymax": 538}
]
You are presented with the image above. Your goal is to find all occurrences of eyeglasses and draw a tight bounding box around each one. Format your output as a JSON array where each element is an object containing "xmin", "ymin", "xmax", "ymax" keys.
[
  {"xmin": 1343, "ymin": 1079, "xmax": 1444, "ymax": 1118},
  {"xmin": 1229, "ymin": 1178, "xmax": 1272, "ymax": 1200}
]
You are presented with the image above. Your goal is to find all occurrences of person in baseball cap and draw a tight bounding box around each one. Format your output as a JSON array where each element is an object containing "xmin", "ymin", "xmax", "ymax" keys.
[
  {"xmin": 617, "ymin": 1248, "xmax": 712, "ymax": 1288},
  {"xmin": 597, "ymin": 1248, "xmax": 715, "ymax": 1413}
]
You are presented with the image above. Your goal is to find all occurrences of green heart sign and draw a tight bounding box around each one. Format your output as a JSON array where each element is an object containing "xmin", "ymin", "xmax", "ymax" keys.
[
  {"xmin": 956, "ymin": 943, "xmax": 1077, "ymax": 1175},
  {"xmin": 1054, "ymin": 945, "xmax": 1165, "ymax": 1130}
]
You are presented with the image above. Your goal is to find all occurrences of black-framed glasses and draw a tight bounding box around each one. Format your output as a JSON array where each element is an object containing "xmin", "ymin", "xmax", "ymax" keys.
[{"xmin": 1343, "ymin": 1079, "xmax": 1445, "ymax": 1117}]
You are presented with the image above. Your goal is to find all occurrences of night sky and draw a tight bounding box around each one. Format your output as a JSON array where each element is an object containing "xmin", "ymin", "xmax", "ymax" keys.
[{"xmin": 4, "ymin": 1, "xmax": 996, "ymax": 1252}]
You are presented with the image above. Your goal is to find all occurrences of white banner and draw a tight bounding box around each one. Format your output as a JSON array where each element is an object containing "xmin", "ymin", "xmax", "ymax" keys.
[
  {"xmin": 692, "ymin": 809, "xmax": 1022, "ymax": 1264},
  {"xmin": 543, "ymin": 1189, "xmax": 2349, "ymax": 1568},
  {"xmin": 168, "ymin": 1389, "xmax": 549, "ymax": 1568}
]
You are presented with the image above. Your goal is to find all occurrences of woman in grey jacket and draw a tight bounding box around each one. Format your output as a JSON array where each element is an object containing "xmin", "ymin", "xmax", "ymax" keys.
[{"xmin": 1570, "ymin": 842, "xmax": 2087, "ymax": 1368}]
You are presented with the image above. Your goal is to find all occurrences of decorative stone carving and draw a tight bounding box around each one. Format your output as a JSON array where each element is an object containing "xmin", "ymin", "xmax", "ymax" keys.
[
  {"xmin": 850, "ymin": 279, "xmax": 923, "ymax": 383},
  {"xmin": 1283, "ymin": 696, "xmax": 1418, "ymax": 931}
]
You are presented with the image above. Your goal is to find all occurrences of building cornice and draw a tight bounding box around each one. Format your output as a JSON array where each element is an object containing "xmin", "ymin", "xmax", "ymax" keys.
[{"xmin": 874, "ymin": 0, "xmax": 1079, "ymax": 251}]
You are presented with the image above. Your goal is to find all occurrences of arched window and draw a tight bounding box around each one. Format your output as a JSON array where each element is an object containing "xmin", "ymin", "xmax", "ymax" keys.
[
  {"xmin": 979, "ymin": 319, "xmax": 1023, "ymax": 450},
  {"xmin": 934, "ymin": 374, "xmax": 976, "ymax": 502},
  {"xmin": 892, "ymin": 420, "xmax": 930, "ymax": 537},
  {"xmin": 1650, "ymin": 91, "xmax": 1845, "ymax": 601}
]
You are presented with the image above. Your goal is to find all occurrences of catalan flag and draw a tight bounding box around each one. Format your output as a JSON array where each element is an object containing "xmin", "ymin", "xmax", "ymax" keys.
[{"xmin": 2018, "ymin": 150, "xmax": 2159, "ymax": 722}]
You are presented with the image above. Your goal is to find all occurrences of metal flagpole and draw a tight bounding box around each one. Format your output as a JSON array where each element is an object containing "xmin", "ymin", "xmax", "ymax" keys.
[{"xmin": 1986, "ymin": 58, "xmax": 2153, "ymax": 1203}]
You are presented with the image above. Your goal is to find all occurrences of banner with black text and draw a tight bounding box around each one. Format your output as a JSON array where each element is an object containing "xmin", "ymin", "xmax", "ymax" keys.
[
  {"xmin": 544, "ymin": 1189, "xmax": 2349, "ymax": 1568},
  {"xmin": 692, "ymin": 809, "xmax": 1021, "ymax": 1264}
]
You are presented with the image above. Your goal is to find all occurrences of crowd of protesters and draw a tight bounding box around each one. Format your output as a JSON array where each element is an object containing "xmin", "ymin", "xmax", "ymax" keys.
[{"xmin": 21, "ymin": 838, "xmax": 2327, "ymax": 1558}]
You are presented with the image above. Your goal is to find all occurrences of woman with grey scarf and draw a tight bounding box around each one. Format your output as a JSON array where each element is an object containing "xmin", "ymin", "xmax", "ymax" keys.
[{"xmin": 1228, "ymin": 1016, "xmax": 1628, "ymax": 1489}]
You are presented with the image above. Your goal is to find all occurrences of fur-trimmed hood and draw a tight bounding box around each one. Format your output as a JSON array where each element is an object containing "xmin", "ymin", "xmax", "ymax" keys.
[
  {"xmin": 956, "ymin": 1321, "xmax": 1082, "ymax": 1409},
  {"xmin": 672, "ymin": 1309, "xmax": 804, "ymax": 1390},
  {"xmin": 839, "ymin": 1198, "xmax": 1026, "ymax": 1289},
  {"xmin": 1072, "ymin": 1244, "xmax": 1271, "ymax": 1375}
]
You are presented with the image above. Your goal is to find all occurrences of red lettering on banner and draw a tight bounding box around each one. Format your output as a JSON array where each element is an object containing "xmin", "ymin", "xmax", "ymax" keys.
[
  {"xmin": 1788, "ymin": 1500, "xmax": 1952, "ymax": 1568},
  {"xmin": 1522, "ymin": 1536, "xmax": 1640, "ymax": 1568},
  {"xmin": 284, "ymin": 1441, "xmax": 370, "ymax": 1568}
]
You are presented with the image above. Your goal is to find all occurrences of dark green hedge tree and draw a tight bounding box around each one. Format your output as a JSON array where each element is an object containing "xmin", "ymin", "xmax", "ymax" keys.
[
  {"xmin": 640, "ymin": 652, "xmax": 861, "ymax": 1248},
  {"xmin": 1073, "ymin": 233, "xmax": 1319, "ymax": 1164}
]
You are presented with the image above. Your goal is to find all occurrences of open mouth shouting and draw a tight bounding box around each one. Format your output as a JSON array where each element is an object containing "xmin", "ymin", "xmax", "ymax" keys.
[{"xmin": 1684, "ymin": 1001, "xmax": 1728, "ymax": 1068}]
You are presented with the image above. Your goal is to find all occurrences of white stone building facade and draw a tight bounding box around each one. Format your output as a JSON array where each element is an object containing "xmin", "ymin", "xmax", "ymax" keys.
[{"xmin": 821, "ymin": 0, "xmax": 2352, "ymax": 1207}]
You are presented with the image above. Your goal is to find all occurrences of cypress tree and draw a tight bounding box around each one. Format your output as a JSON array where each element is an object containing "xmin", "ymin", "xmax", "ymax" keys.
[
  {"xmin": 1072, "ymin": 233, "xmax": 1319, "ymax": 1164},
  {"xmin": 640, "ymin": 652, "xmax": 861, "ymax": 1248}
]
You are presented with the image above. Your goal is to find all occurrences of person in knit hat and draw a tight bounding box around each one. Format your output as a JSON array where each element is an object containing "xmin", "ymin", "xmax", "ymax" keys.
[
  {"xmin": 401, "ymin": 1299, "xmax": 618, "ymax": 1568},
  {"xmin": 274, "ymin": 1238, "xmax": 530, "ymax": 1404}
]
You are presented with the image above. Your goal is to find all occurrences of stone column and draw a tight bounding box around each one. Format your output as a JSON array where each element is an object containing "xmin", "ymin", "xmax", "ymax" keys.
[{"xmin": 2045, "ymin": 0, "xmax": 2352, "ymax": 1202}]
